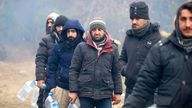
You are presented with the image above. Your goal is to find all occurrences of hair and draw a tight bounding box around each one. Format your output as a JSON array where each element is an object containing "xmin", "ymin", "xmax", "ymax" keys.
[
  {"xmin": 175, "ymin": 1, "xmax": 192, "ymax": 29},
  {"xmin": 177, "ymin": 1, "xmax": 192, "ymax": 18},
  {"xmin": 175, "ymin": 1, "xmax": 192, "ymax": 41}
]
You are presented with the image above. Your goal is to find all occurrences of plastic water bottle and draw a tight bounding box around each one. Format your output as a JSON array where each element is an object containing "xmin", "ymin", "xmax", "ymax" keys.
[
  {"xmin": 16, "ymin": 80, "xmax": 37, "ymax": 101},
  {"xmin": 68, "ymin": 102, "xmax": 78, "ymax": 108},
  {"xmin": 30, "ymin": 85, "xmax": 39, "ymax": 108},
  {"xmin": 45, "ymin": 92, "xmax": 59, "ymax": 108},
  {"xmin": 31, "ymin": 84, "xmax": 46, "ymax": 108}
]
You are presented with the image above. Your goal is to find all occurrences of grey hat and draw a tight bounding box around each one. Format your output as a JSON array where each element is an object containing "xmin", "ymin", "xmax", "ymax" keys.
[
  {"xmin": 130, "ymin": 1, "xmax": 149, "ymax": 19},
  {"xmin": 89, "ymin": 17, "xmax": 106, "ymax": 31}
]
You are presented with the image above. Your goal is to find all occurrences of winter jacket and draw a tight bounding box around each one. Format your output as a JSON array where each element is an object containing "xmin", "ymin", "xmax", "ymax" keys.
[
  {"xmin": 35, "ymin": 34, "xmax": 60, "ymax": 81},
  {"xmin": 69, "ymin": 32, "xmax": 122, "ymax": 100},
  {"xmin": 123, "ymin": 30, "xmax": 192, "ymax": 108},
  {"xmin": 119, "ymin": 23, "xmax": 161, "ymax": 93},
  {"xmin": 46, "ymin": 19, "xmax": 84, "ymax": 90}
]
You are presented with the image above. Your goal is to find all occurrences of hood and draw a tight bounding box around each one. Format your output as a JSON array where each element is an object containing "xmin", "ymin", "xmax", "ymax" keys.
[
  {"xmin": 61, "ymin": 19, "xmax": 84, "ymax": 40},
  {"xmin": 46, "ymin": 12, "xmax": 59, "ymax": 34},
  {"xmin": 170, "ymin": 14, "xmax": 192, "ymax": 52},
  {"xmin": 60, "ymin": 19, "xmax": 85, "ymax": 49},
  {"xmin": 169, "ymin": 30, "xmax": 192, "ymax": 53},
  {"xmin": 169, "ymin": 31, "xmax": 183, "ymax": 47},
  {"xmin": 47, "ymin": 12, "xmax": 59, "ymax": 22}
]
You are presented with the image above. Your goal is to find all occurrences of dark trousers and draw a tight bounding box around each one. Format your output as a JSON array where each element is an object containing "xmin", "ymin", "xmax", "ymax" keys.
[
  {"xmin": 37, "ymin": 89, "xmax": 49, "ymax": 108},
  {"xmin": 79, "ymin": 97, "xmax": 112, "ymax": 108},
  {"xmin": 37, "ymin": 89, "xmax": 44, "ymax": 108}
]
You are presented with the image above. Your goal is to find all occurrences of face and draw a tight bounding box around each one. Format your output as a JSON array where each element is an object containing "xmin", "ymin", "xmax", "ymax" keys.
[
  {"xmin": 56, "ymin": 25, "xmax": 64, "ymax": 35},
  {"xmin": 67, "ymin": 29, "xmax": 77, "ymax": 40},
  {"xmin": 47, "ymin": 19, "xmax": 54, "ymax": 29},
  {"xmin": 91, "ymin": 28, "xmax": 105, "ymax": 41},
  {"xmin": 131, "ymin": 18, "xmax": 149, "ymax": 29},
  {"xmin": 179, "ymin": 9, "xmax": 192, "ymax": 38}
]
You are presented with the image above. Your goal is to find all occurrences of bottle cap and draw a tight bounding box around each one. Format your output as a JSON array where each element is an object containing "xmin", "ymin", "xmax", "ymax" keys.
[
  {"xmin": 32, "ymin": 80, "xmax": 37, "ymax": 85},
  {"xmin": 48, "ymin": 92, "xmax": 53, "ymax": 96}
]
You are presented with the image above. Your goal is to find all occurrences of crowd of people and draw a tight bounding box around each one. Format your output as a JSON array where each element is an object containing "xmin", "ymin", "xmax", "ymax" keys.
[{"xmin": 34, "ymin": 1, "xmax": 192, "ymax": 108}]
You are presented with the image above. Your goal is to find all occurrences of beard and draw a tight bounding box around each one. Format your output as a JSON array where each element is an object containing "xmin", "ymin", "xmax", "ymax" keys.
[
  {"xmin": 67, "ymin": 36, "xmax": 76, "ymax": 41},
  {"xmin": 91, "ymin": 34, "xmax": 106, "ymax": 42}
]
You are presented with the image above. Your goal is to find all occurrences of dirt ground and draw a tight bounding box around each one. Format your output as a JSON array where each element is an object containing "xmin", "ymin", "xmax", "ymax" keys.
[{"xmin": 0, "ymin": 59, "xmax": 36, "ymax": 108}]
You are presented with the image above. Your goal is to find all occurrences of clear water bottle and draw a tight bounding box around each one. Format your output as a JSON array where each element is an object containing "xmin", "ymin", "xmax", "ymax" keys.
[
  {"xmin": 45, "ymin": 92, "xmax": 59, "ymax": 108},
  {"xmin": 31, "ymin": 84, "xmax": 46, "ymax": 108},
  {"xmin": 68, "ymin": 102, "xmax": 78, "ymax": 108},
  {"xmin": 16, "ymin": 80, "xmax": 37, "ymax": 101}
]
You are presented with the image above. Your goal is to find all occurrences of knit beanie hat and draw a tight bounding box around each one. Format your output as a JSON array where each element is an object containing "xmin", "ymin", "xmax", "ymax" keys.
[
  {"xmin": 130, "ymin": 1, "xmax": 149, "ymax": 20},
  {"xmin": 89, "ymin": 17, "xmax": 106, "ymax": 31},
  {"xmin": 54, "ymin": 15, "xmax": 68, "ymax": 27}
]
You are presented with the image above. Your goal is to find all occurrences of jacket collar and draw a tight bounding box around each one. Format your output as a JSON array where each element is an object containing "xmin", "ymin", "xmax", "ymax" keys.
[
  {"xmin": 85, "ymin": 31, "xmax": 113, "ymax": 54},
  {"xmin": 169, "ymin": 30, "xmax": 192, "ymax": 53}
]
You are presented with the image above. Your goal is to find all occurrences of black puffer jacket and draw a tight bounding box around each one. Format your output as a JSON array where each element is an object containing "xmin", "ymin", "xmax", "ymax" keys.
[
  {"xmin": 123, "ymin": 31, "xmax": 192, "ymax": 108},
  {"xmin": 69, "ymin": 32, "xmax": 122, "ymax": 100},
  {"xmin": 119, "ymin": 23, "xmax": 161, "ymax": 93},
  {"xmin": 35, "ymin": 34, "xmax": 60, "ymax": 81}
]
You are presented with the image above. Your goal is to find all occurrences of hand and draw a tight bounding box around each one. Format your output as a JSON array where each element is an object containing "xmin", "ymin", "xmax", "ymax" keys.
[
  {"xmin": 112, "ymin": 94, "xmax": 121, "ymax": 105},
  {"xmin": 69, "ymin": 92, "xmax": 78, "ymax": 103},
  {"xmin": 37, "ymin": 80, "xmax": 45, "ymax": 89}
]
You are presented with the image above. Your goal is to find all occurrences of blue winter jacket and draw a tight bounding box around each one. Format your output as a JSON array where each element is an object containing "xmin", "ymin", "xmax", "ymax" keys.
[{"xmin": 46, "ymin": 19, "xmax": 84, "ymax": 90}]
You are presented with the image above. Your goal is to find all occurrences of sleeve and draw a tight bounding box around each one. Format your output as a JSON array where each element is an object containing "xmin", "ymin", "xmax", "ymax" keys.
[
  {"xmin": 123, "ymin": 44, "xmax": 162, "ymax": 108},
  {"xmin": 119, "ymin": 36, "xmax": 128, "ymax": 76},
  {"xmin": 69, "ymin": 44, "xmax": 83, "ymax": 92},
  {"xmin": 112, "ymin": 46, "xmax": 122, "ymax": 94},
  {"xmin": 46, "ymin": 45, "xmax": 60, "ymax": 90},
  {"xmin": 35, "ymin": 37, "xmax": 48, "ymax": 81}
]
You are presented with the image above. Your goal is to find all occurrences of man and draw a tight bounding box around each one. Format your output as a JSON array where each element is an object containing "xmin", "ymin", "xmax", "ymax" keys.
[
  {"xmin": 119, "ymin": 1, "xmax": 161, "ymax": 107},
  {"xmin": 46, "ymin": 19, "xmax": 84, "ymax": 108},
  {"xmin": 35, "ymin": 15, "xmax": 68, "ymax": 108},
  {"xmin": 45, "ymin": 12, "xmax": 59, "ymax": 35},
  {"xmin": 68, "ymin": 17, "xmax": 122, "ymax": 108},
  {"xmin": 123, "ymin": 1, "xmax": 192, "ymax": 108}
]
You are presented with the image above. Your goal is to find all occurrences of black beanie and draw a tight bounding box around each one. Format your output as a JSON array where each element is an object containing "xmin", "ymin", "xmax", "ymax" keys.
[
  {"xmin": 54, "ymin": 15, "xmax": 68, "ymax": 28},
  {"xmin": 130, "ymin": 1, "xmax": 149, "ymax": 20}
]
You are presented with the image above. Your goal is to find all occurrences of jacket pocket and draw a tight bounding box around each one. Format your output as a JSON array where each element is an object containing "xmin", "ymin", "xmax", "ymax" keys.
[
  {"xmin": 78, "ymin": 75, "xmax": 92, "ymax": 92},
  {"xmin": 102, "ymin": 78, "xmax": 114, "ymax": 90},
  {"xmin": 78, "ymin": 75, "xmax": 92, "ymax": 86},
  {"xmin": 155, "ymin": 95, "xmax": 172, "ymax": 106}
]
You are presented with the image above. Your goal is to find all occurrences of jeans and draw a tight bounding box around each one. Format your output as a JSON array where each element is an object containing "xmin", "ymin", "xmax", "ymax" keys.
[{"xmin": 79, "ymin": 97, "xmax": 112, "ymax": 108}]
